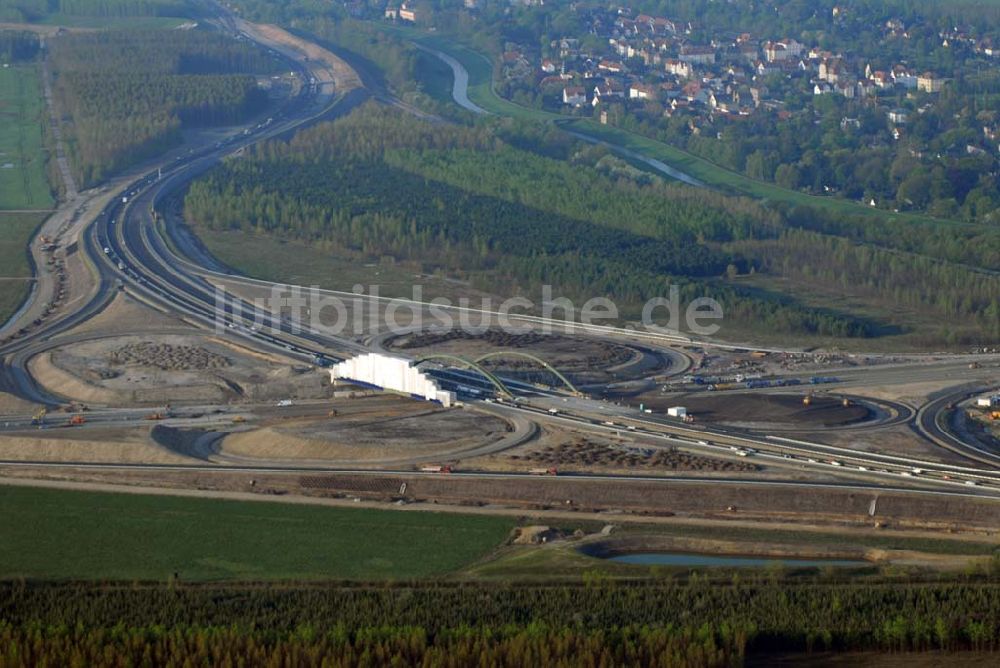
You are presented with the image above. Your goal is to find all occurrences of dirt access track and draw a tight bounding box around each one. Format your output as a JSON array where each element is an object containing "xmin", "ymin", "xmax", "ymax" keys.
[
  {"xmin": 3, "ymin": 465, "xmax": 997, "ymax": 532},
  {"xmin": 236, "ymin": 21, "xmax": 362, "ymax": 92}
]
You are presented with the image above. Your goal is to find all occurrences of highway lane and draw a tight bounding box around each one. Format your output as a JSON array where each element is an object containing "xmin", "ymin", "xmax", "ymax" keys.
[
  {"xmin": 495, "ymin": 399, "xmax": 1000, "ymax": 495},
  {"xmin": 915, "ymin": 384, "xmax": 1000, "ymax": 468}
]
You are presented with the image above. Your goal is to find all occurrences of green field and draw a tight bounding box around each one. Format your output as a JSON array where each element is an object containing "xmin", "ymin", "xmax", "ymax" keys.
[
  {"xmin": 0, "ymin": 65, "xmax": 53, "ymax": 325},
  {"xmin": 0, "ymin": 65, "xmax": 53, "ymax": 210},
  {"xmin": 192, "ymin": 228, "xmax": 501, "ymax": 303},
  {"xmin": 0, "ymin": 211, "xmax": 47, "ymax": 317},
  {"xmin": 0, "ymin": 485, "xmax": 515, "ymax": 580}
]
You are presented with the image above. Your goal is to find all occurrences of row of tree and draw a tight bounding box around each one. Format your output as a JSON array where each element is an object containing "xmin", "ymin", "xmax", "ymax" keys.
[
  {"xmin": 0, "ymin": 622, "xmax": 743, "ymax": 667},
  {"xmin": 2, "ymin": 579, "xmax": 1000, "ymax": 655}
]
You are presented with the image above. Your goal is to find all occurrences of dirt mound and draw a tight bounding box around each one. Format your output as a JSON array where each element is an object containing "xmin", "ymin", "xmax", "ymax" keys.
[
  {"xmin": 0, "ymin": 428, "xmax": 194, "ymax": 464},
  {"xmin": 393, "ymin": 329, "xmax": 550, "ymax": 350},
  {"xmin": 387, "ymin": 329, "xmax": 636, "ymax": 374},
  {"xmin": 222, "ymin": 406, "xmax": 511, "ymax": 463},
  {"xmin": 109, "ymin": 342, "xmax": 230, "ymax": 371},
  {"xmin": 512, "ymin": 526, "xmax": 562, "ymax": 544},
  {"xmin": 511, "ymin": 439, "xmax": 760, "ymax": 472}
]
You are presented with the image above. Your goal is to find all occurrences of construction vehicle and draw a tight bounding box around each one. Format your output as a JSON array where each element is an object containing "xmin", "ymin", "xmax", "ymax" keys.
[
  {"xmin": 145, "ymin": 412, "xmax": 165, "ymax": 421},
  {"xmin": 231, "ymin": 416, "xmax": 247, "ymax": 424},
  {"xmin": 529, "ymin": 467, "xmax": 558, "ymax": 476},
  {"xmin": 68, "ymin": 415, "xmax": 86, "ymax": 426},
  {"xmin": 327, "ymin": 409, "xmax": 339, "ymax": 418},
  {"xmin": 31, "ymin": 408, "xmax": 47, "ymax": 427},
  {"xmin": 802, "ymin": 394, "xmax": 812, "ymax": 406},
  {"xmin": 842, "ymin": 398, "xmax": 852, "ymax": 408},
  {"xmin": 991, "ymin": 411, "xmax": 1000, "ymax": 420}
]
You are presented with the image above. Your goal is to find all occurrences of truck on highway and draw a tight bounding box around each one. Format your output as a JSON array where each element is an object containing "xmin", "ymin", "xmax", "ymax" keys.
[
  {"xmin": 420, "ymin": 465, "xmax": 452, "ymax": 474},
  {"xmin": 529, "ymin": 467, "xmax": 558, "ymax": 476}
]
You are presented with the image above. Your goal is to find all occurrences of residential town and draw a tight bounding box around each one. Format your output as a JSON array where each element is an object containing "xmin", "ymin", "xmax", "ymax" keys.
[{"xmin": 504, "ymin": 7, "xmax": 964, "ymax": 137}]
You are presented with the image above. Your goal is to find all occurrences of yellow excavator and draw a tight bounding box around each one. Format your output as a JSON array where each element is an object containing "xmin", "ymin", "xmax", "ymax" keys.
[{"xmin": 31, "ymin": 408, "xmax": 47, "ymax": 427}]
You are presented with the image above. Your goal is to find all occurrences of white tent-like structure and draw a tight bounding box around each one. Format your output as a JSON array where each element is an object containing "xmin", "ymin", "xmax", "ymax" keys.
[{"xmin": 330, "ymin": 353, "xmax": 456, "ymax": 407}]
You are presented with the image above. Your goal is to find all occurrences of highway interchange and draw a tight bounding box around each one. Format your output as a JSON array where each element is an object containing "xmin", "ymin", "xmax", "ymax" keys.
[{"xmin": 0, "ymin": 1, "xmax": 998, "ymax": 509}]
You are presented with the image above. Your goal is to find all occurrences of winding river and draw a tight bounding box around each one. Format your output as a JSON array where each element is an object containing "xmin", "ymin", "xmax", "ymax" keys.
[
  {"xmin": 413, "ymin": 44, "xmax": 488, "ymax": 115},
  {"xmin": 418, "ymin": 43, "xmax": 703, "ymax": 186}
]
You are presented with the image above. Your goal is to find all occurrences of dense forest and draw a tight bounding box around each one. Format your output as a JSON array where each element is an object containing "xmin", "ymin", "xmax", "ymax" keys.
[
  {"xmin": 184, "ymin": 105, "xmax": 1000, "ymax": 344},
  {"xmin": 185, "ymin": 105, "xmax": 880, "ymax": 339},
  {"xmin": 50, "ymin": 29, "xmax": 273, "ymax": 185},
  {"xmin": 0, "ymin": 0, "xmax": 192, "ymax": 22},
  {"xmin": 1, "ymin": 579, "xmax": 999, "ymax": 664}
]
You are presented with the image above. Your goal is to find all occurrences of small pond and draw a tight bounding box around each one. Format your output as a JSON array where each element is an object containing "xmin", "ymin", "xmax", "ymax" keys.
[{"xmin": 607, "ymin": 553, "xmax": 868, "ymax": 568}]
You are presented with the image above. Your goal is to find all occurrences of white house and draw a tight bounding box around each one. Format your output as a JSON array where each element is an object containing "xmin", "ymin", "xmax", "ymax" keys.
[
  {"xmin": 629, "ymin": 83, "xmax": 658, "ymax": 100},
  {"xmin": 679, "ymin": 46, "xmax": 715, "ymax": 65},
  {"xmin": 562, "ymin": 85, "xmax": 587, "ymax": 106},
  {"xmin": 664, "ymin": 58, "xmax": 693, "ymax": 78}
]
